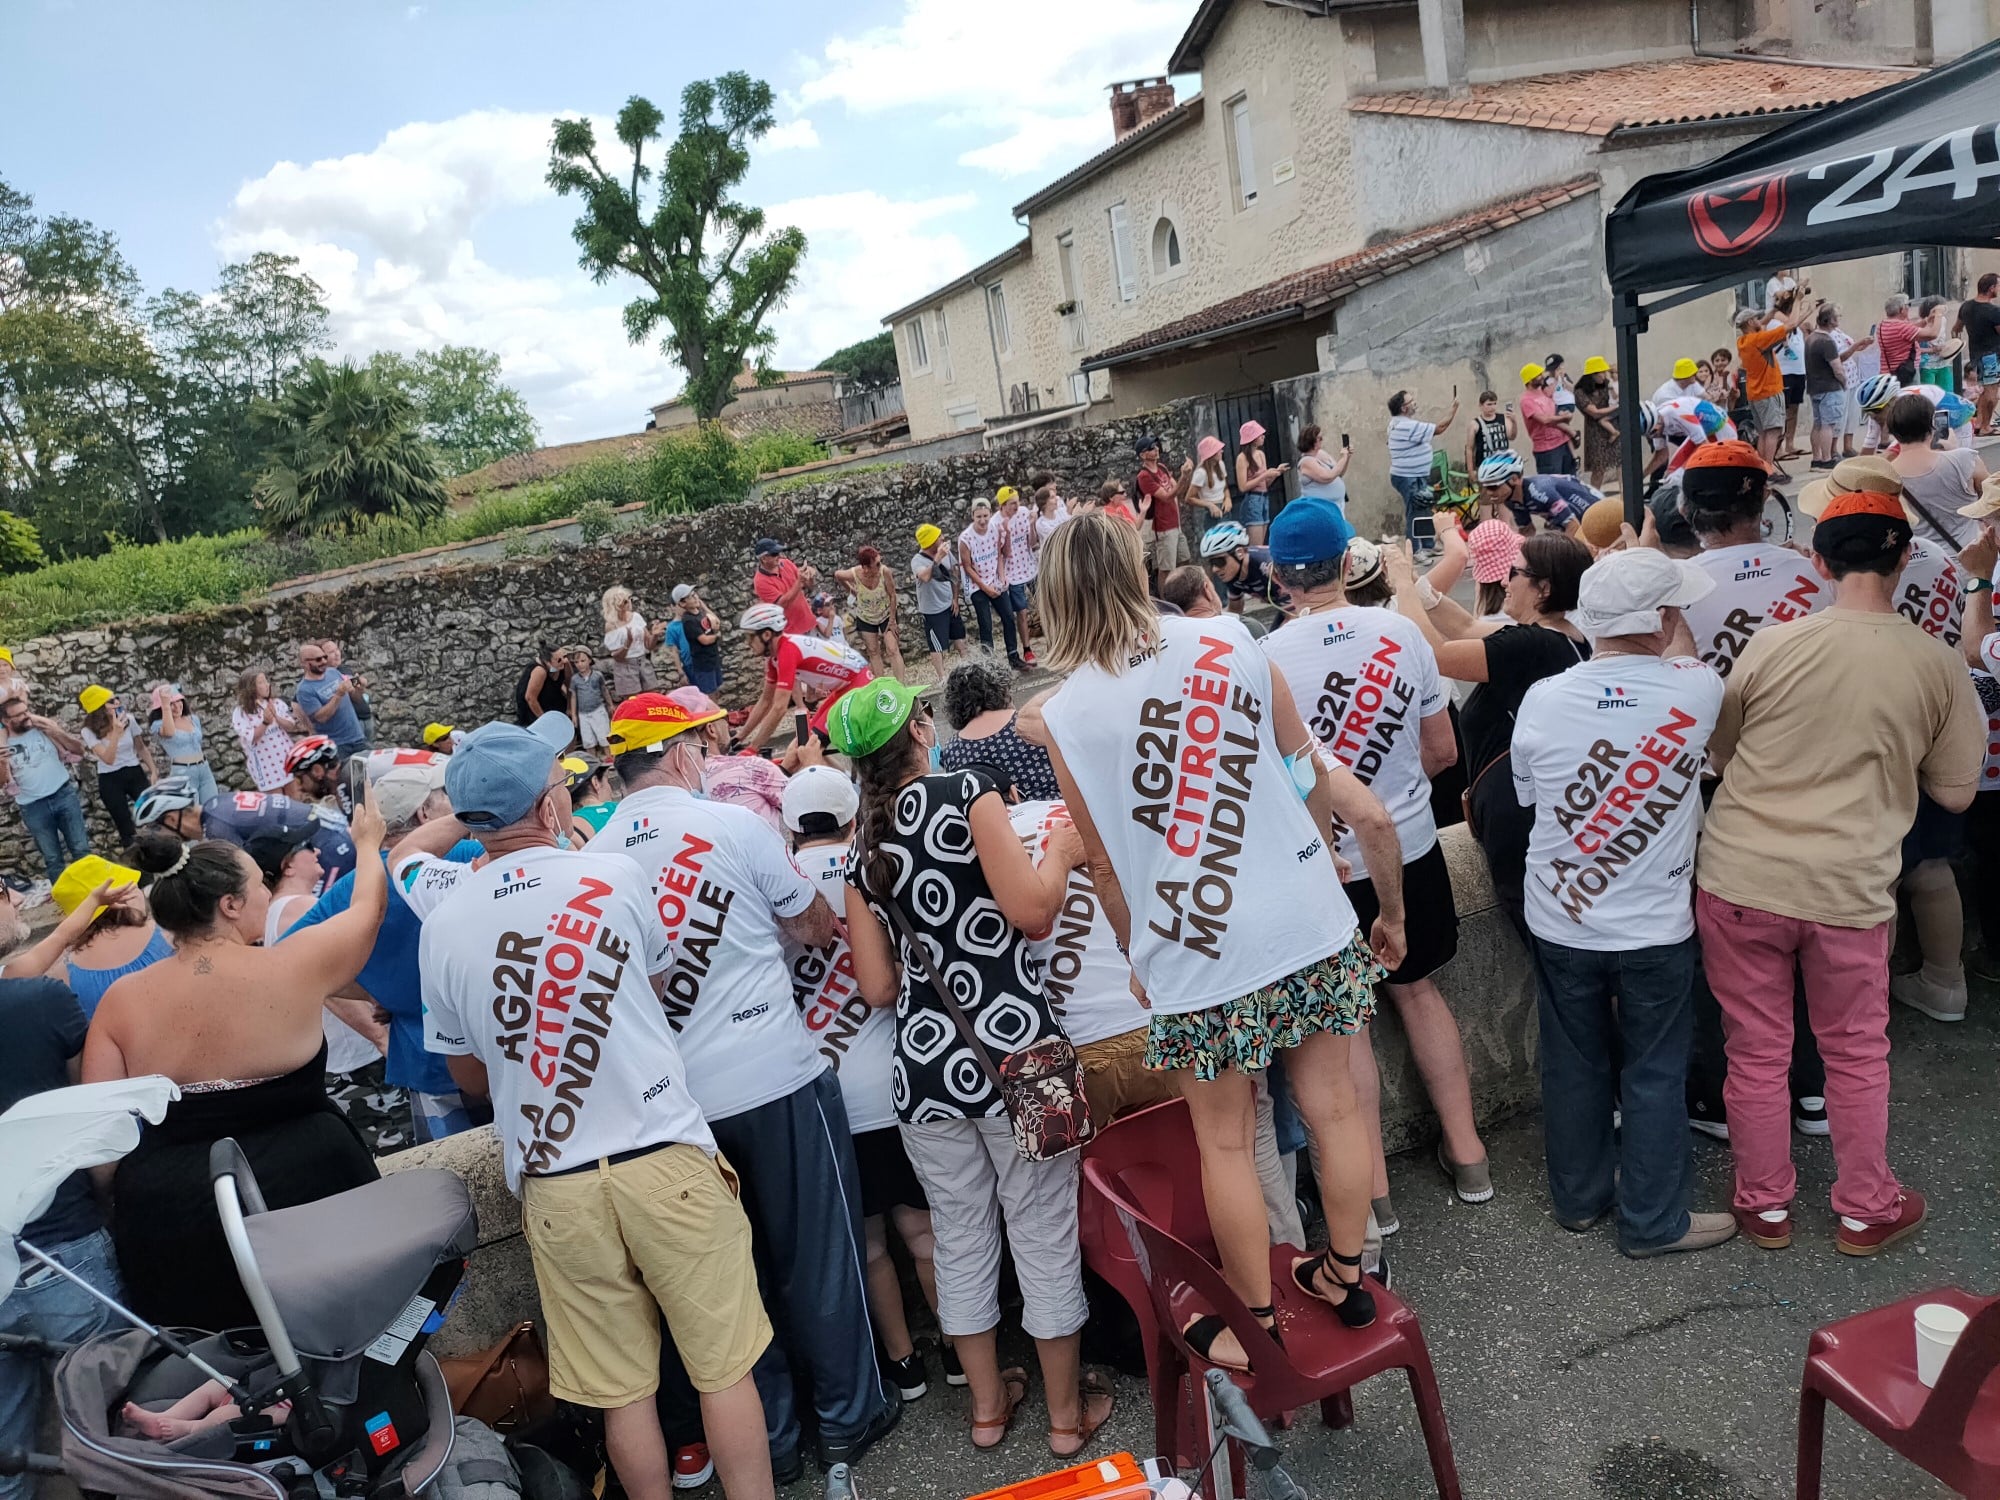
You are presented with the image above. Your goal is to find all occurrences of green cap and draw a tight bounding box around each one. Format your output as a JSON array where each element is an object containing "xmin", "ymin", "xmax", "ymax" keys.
[{"xmin": 827, "ymin": 679, "xmax": 929, "ymax": 759}]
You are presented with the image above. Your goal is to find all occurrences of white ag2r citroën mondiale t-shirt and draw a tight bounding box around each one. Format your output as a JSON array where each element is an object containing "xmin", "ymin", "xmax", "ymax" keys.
[
  {"xmin": 1680, "ymin": 546, "xmax": 1828, "ymax": 678},
  {"xmin": 1260, "ymin": 604, "xmax": 1446, "ymax": 879},
  {"xmin": 416, "ymin": 845, "xmax": 714, "ymax": 1195},
  {"xmin": 783, "ymin": 842, "xmax": 897, "ymax": 1134},
  {"xmin": 1040, "ymin": 613, "xmax": 1357, "ymax": 1015},
  {"xmin": 1009, "ymin": 800, "xmax": 1149, "ymax": 1048},
  {"xmin": 1510, "ymin": 655, "xmax": 1724, "ymax": 951},
  {"xmin": 586, "ymin": 782, "xmax": 827, "ymax": 1122}
]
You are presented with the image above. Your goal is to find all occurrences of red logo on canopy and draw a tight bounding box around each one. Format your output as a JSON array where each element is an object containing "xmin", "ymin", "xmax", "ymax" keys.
[{"xmin": 1687, "ymin": 173, "xmax": 1789, "ymax": 258}]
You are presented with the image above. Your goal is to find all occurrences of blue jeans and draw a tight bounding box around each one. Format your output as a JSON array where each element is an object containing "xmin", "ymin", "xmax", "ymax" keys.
[
  {"xmin": 969, "ymin": 589, "xmax": 1019, "ymax": 656},
  {"xmin": 688, "ymin": 667, "xmax": 723, "ymax": 697},
  {"xmin": 1529, "ymin": 935, "xmax": 1697, "ymax": 1254},
  {"xmin": 0, "ymin": 1229, "xmax": 124, "ymax": 1500},
  {"xmin": 1390, "ymin": 473, "xmax": 1434, "ymax": 545},
  {"xmin": 18, "ymin": 784, "xmax": 89, "ymax": 879}
]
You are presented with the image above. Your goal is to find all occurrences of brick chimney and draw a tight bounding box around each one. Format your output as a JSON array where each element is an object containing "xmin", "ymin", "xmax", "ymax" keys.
[{"xmin": 1108, "ymin": 77, "xmax": 1177, "ymax": 140}]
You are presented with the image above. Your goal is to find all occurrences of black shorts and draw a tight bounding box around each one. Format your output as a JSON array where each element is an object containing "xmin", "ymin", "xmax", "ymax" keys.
[
  {"xmin": 923, "ymin": 608, "xmax": 966, "ymax": 654},
  {"xmin": 853, "ymin": 1126, "xmax": 928, "ymax": 1217},
  {"xmin": 1783, "ymin": 372, "xmax": 1806, "ymax": 408},
  {"xmin": 853, "ymin": 615, "xmax": 891, "ymax": 635},
  {"xmin": 1343, "ymin": 839, "xmax": 1459, "ymax": 985},
  {"xmin": 1901, "ymin": 791, "xmax": 1966, "ymax": 873}
]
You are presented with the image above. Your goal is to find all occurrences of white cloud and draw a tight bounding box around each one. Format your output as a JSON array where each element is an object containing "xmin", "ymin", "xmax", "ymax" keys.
[
  {"xmin": 762, "ymin": 117, "xmax": 821, "ymax": 152},
  {"xmin": 219, "ymin": 110, "xmax": 978, "ymax": 440},
  {"xmin": 797, "ymin": 0, "xmax": 1190, "ymax": 179},
  {"xmin": 760, "ymin": 190, "xmax": 977, "ymax": 364}
]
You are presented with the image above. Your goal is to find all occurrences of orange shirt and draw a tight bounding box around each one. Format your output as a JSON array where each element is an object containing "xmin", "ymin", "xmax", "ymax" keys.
[{"xmin": 1737, "ymin": 325, "xmax": 1792, "ymax": 403}]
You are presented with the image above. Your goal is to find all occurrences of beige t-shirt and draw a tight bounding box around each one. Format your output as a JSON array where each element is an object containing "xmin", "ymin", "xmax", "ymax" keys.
[{"xmin": 1698, "ymin": 608, "xmax": 1984, "ymax": 928}]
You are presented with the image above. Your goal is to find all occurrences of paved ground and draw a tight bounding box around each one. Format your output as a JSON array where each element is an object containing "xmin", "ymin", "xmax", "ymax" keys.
[{"xmin": 784, "ymin": 978, "xmax": 1997, "ymax": 1500}]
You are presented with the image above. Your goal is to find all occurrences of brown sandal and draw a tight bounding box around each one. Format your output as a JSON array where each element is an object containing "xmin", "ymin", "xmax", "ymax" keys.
[
  {"xmin": 1048, "ymin": 1370, "xmax": 1116, "ymax": 1458},
  {"xmin": 970, "ymin": 1367, "xmax": 1028, "ymax": 1450}
]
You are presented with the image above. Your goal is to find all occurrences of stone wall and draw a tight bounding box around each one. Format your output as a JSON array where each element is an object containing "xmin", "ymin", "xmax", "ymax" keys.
[{"xmin": 0, "ymin": 405, "xmax": 1197, "ymax": 873}]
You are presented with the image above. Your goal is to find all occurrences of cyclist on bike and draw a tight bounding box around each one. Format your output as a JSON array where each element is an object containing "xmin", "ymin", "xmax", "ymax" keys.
[
  {"xmin": 1200, "ymin": 522, "xmax": 1292, "ymax": 615},
  {"xmin": 200, "ymin": 784, "xmax": 357, "ymax": 890},
  {"xmin": 1474, "ymin": 453, "xmax": 1590, "ymax": 537}
]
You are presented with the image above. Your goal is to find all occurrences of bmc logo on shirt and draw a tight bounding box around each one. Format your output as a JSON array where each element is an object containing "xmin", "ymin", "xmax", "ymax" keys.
[
  {"xmin": 1734, "ymin": 557, "xmax": 1772, "ymax": 581},
  {"xmin": 1596, "ymin": 686, "xmax": 1637, "ymax": 710},
  {"xmin": 494, "ymin": 867, "xmax": 542, "ymax": 898}
]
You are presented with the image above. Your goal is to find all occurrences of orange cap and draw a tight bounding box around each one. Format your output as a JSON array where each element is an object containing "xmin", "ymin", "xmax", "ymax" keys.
[
  {"xmin": 1681, "ymin": 439, "xmax": 1769, "ymax": 473},
  {"xmin": 1817, "ymin": 490, "xmax": 1908, "ymax": 523}
]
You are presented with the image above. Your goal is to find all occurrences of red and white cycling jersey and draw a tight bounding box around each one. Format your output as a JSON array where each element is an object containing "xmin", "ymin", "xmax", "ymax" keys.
[{"xmin": 766, "ymin": 632, "xmax": 873, "ymax": 700}]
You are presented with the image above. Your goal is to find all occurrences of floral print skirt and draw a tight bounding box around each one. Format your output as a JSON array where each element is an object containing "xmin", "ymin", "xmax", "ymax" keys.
[{"xmin": 1143, "ymin": 931, "xmax": 1385, "ymax": 1081}]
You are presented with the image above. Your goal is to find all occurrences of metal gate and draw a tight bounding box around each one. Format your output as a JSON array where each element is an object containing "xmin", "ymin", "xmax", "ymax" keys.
[{"xmin": 1214, "ymin": 386, "xmax": 1283, "ymax": 511}]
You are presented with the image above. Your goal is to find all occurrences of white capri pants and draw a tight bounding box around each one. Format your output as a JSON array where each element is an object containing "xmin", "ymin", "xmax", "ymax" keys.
[
  {"xmin": 899, "ymin": 1114, "xmax": 1089, "ymax": 1341},
  {"xmin": 576, "ymin": 706, "xmax": 611, "ymax": 750}
]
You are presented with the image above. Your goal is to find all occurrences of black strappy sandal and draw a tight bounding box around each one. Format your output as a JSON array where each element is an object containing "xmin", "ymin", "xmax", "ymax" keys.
[
  {"xmin": 1291, "ymin": 1249, "xmax": 1377, "ymax": 1329},
  {"xmin": 1182, "ymin": 1306, "xmax": 1283, "ymax": 1371}
]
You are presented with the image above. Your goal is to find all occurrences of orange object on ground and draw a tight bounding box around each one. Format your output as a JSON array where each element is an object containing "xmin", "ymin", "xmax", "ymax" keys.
[{"xmin": 962, "ymin": 1451, "xmax": 1157, "ymax": 1500}]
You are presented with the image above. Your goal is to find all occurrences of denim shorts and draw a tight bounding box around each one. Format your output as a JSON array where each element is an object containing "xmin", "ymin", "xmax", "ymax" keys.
[
  {"xmin": 1810, "ymin": 390, "xmax": 1845, "ymax": 428},
  {"xmin": 1982, "ymin": 352, "xmax": 2000, "ymax": 383},
  {"xmin": 1007, "ymin": 581, "xmax": 1033, "ymax": 612},
  {"xmin": 1238, "ymin": 491, "xmax": 1271, "ymax": 527}
]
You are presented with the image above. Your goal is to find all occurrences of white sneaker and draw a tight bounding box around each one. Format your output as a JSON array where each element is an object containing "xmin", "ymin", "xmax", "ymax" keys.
[{"xmin": 1890, "ymin": 971, "xmax": 1967, "ymax": 1023}]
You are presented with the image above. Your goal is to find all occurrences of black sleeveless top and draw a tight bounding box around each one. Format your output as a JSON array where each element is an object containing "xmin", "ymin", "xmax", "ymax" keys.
[{"xmin": 514, "ymin": 661, "xmax": 568, "ymax": 725}]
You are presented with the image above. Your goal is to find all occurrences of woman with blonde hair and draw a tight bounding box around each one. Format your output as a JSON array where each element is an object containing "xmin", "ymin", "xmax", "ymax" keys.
[
  {"xmin": 1034, "ymin": 511, "xmax": 1405, "ymax": 1367},
  {"xmin": 600, "ymin": 585, "xmax": 663, "ymax": 707}
]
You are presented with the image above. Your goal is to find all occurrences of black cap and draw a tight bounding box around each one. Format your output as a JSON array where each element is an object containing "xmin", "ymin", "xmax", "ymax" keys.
[
  {"xmin": 245, "ymin": 822, "xmax": 316, "ymax": 885},
  {"xmin": 1648, "ymin": 479, "xmax": 1698, "ymax": 551},
  {"xmin": 754, "ymin": 537, "xmax": 787, "ymax": 557},
  {"xmin": 1135, "ymin": 434, "xmax": 1161, "ymax": 453}
]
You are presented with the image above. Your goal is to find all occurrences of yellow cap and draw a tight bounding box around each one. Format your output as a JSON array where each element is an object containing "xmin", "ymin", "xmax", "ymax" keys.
[
  {"xmin": 1581, "ymin": 356, "xmax": 1610, "ymax": 376},
  {"xmin": 422, "ymin": 722, "xmax": 454, "ymax": 746},
  {"xmin": 1673, "ymin": 357, "xmax": 1700, "ymax": 380},
  {"xmin": 1520, "ymin": 363, "xmax": 1546, "ymax": 385},
  {"xmin": 0, "ymin": 646, "xmax": 12, "ymax": 664},
  {"xmin": 915, "ymin": 524, "xmax": 942, "ymax": 549},
  {"xmin": 995, "ymin": 485, "xmax": 1019, "ymax": 506},
  {"xmin": 78, "ymin": 684, "xmax": 112, "ymax": 715},
  {"xmin": 52, "ymin": 854, "xmax": 140, "ymax": 918}
]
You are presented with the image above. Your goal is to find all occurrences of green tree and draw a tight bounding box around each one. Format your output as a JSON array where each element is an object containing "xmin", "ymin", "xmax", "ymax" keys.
[
  {"xmin": 366, "ymin": 345, "xmax": 540, "ymax": 475},
  {"xmin": 548, "ymin": 74, "xmax": 807, "ymax": 421},
  {"xmin": 149, "ymin": 252, "xmax": 333, "ymax": 537},
  {"xmin": 0, "ymin": 177, "xmax": 175, "ymax": 551},
  {"xmin": 820, "ymin": 330, "xmax": 898, "ymax": 390},
  {"xmin": 0, "ymin": 509, "xmax": 45, "ymax": 572},
  {"xmin": 252, "ymin": 359, "xmax": 449, "ymax": 536}
]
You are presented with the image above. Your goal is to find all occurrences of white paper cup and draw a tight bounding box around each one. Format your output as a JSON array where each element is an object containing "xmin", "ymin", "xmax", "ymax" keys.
[{"xmin": 1915, "ymin": 1302, "xmax": 1970, "ymax": 1387}]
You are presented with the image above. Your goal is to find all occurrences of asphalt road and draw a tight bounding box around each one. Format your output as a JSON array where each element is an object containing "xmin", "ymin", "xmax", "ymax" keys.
[{"xmin": 770, "ymin": 977, "xmax": 1997, "ymax": 1500}]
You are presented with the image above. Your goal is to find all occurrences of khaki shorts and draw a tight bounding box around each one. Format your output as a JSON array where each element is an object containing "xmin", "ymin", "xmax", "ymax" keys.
[
  {"xmin": 1077, "ymin": 1027, "xmax": 1180, "ymax": 1122},
  {"xmin": 1150, "ymin": 524, "xmax": 1190, "ymax": 570},
  {"xmin": 521, "ymin": 1144, "xmax": 771, "ymax": 1406}
]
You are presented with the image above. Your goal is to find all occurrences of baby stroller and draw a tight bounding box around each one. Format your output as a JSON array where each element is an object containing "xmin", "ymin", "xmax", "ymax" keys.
[{"xmin": 3, "ymin": 1078, "xmax": 478, "ymax": 1500}]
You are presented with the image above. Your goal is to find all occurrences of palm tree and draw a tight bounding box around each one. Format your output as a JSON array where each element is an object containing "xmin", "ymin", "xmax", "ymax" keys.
[{"xmin": 253, "ymin": 359, "xmax": 448, "ymax": 535}]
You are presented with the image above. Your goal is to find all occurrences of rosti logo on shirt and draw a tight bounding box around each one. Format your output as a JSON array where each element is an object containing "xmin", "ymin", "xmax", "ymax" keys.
[
  {"xmin": 494, "ymin": 866, "xmax": 541, "ymax": 898},
  {"xmin": 1127, "ymin": 633, "xmax": 1264, "ymax": 960},
  {"xmin": 486, "ymin": 875, "xmax": 630, "ymax": 1174},
  {"xmin": 1596, "ymin": 685, "xmax": 1636, "ymax": 710}
]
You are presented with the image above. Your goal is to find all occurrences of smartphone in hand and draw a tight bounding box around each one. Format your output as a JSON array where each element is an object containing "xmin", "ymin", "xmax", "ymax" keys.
[
  {"xmin": 794, "ymin": 710, "xmax": 811, "ymax": 745},
  {"xmin": 1412, "ymin": 514, "xmax": 1438, "ymax": 546},
  {"xmin": 342, "ymin": 755, "xmax": 369, "ymax": 816}
]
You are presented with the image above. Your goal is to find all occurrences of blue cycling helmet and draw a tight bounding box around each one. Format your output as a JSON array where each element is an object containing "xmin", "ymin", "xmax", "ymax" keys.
[{"xmin": 1200, "ymin": 521, "xmax": 1250, "ymax": 558}]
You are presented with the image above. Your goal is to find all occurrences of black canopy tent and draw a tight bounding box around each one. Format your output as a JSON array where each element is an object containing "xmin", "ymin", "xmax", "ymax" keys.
[{"xmin": 1605, "ymin": 39, "xmax": 2000, "ymax": 523}]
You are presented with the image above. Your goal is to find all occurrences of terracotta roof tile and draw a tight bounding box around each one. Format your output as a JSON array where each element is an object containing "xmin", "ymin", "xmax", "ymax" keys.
[
  {"xmin": 1350, "ymin": 56, "xmax": 1914, "ymax": 136},
  {"xmin": 1083, "ymin": 177, "xmax": 1598, "ymax": 370}
]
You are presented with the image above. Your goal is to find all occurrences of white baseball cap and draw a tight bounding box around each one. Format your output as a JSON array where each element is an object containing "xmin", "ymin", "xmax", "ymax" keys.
[
  {"xmin": 671, "ymin": 583, "xmax": 696, "ymax": 603},
  {"xmin": 781, "ymin": 765, "xmax": 860, "ymax": 833},
  {"xmin": 1572, "ymin": 548, "xmax": 1714, "ymax": 639},
  {"xmin": 365, "ymin": 749, "xmax": 450, "ymax": 825}
]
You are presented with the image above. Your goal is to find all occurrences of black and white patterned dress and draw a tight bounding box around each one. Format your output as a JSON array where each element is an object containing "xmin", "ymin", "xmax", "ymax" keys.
[{"xmin": 858, "ymin": 768, "xmax": 1067, "ymax": 1124}]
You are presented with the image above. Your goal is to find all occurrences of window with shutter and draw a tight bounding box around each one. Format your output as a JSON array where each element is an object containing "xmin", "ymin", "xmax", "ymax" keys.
[{"xmin": 1107, "ymin": 202, "xmax": 1138, "ymax": 302}]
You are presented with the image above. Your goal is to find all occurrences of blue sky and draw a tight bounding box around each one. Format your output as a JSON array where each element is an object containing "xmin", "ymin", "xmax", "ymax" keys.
[{"xmin": 3, "ymin": 0, "xmax": 1192, "ymax": 442}]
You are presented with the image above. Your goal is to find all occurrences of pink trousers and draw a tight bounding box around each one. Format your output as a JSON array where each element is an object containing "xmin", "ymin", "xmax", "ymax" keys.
[{"xmin": 1693, "ymin": 890, "xmax": 1903, "ymax": 1222}]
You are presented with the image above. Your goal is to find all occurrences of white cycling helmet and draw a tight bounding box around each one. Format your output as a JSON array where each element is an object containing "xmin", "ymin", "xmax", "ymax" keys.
[
  {"xmin": 1858, "ymin": 374, "xmax": 1902, "ymax": 412},
  {"xmin": 738, "ymin": 603, "xmax": 789, "ymax": 634},
  {"xmin": 134, "ymin": 775, "xmax": 200, "ymax": 827},
  {"xmin": 1475, "ymin": 451, "xmax": 1524, "ymax": 485},
  {"xmin": 1200, "ymin": 522, "xmax": 1249, "ymax": 558},
  {"xmin": 1635, "ymin": 400, "xmax": 1659, "ymax": 437}
]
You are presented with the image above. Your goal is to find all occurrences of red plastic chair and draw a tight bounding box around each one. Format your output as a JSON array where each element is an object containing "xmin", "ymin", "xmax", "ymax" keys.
[
  {"xmin": 1077, "ymin": 1101, "xmax": 1214, "ymax": 1465},
  {"xmin": 1080, "ymin": 1101, "xmax": 1462, "ymax": 1500},
  {"xmin": 1797, "ymin": 1286, "xmax": 2000, "ymax": 1499}
]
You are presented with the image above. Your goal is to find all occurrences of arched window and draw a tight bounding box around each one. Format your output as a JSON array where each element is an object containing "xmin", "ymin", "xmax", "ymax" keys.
[{"xmin": 1151, "ymin": 217, "xmax": 1183, "ymax": 275}]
